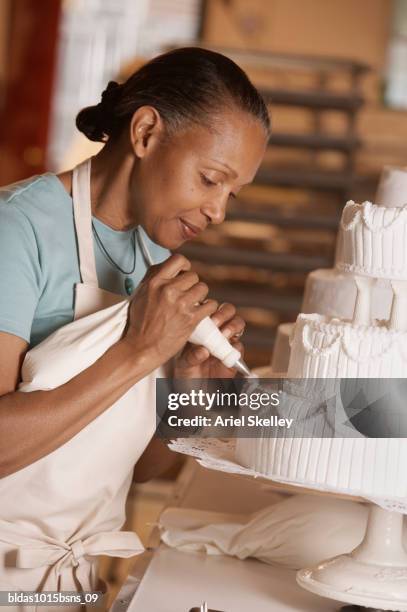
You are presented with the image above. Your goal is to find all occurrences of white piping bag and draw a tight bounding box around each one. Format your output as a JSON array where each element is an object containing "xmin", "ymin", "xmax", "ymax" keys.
[{"xmin": 136, "ymin": 228, "xmax": 255, "ymax": 377}]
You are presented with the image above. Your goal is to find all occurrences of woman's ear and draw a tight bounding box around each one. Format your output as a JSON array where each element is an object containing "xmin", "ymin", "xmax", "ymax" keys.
[{"xmin": 129, "ymin": 106, "xmax": 162, "ymax": 159}]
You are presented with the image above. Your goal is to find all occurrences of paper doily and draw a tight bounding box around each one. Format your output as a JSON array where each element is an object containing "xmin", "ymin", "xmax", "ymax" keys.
[{"xmin": 168, "ymin": 438, "xmax": 407, "ymax": 514}]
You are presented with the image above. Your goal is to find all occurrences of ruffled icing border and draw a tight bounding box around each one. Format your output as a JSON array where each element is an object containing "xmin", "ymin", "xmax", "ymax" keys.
[
  {"xmin": 340, "ymin": 200, "xmax": 407, "ymax": 233},
  {"xmin": 295, "ymin": 314, "xmax": 407, "ymax": 362}
]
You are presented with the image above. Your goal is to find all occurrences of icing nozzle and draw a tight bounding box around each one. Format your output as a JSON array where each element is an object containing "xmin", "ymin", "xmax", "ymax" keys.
[{"xmin": 234, "ymin": 357, "xmax": 255, "ymax": 378}]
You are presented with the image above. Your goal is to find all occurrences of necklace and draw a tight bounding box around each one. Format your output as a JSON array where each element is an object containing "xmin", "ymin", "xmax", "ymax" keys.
[{"xmin": 91, "ymin": 220, "xmax": 137, "ymax": 295}]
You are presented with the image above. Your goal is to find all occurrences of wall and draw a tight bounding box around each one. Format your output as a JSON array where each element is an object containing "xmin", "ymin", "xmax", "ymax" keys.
[
  {"xmin": 204, "ymin": 0, "xmax": 391, "ymax": 71},
  {"xmin": 203, "ymin": 0, "xmax": 407, "ymax": 174}
]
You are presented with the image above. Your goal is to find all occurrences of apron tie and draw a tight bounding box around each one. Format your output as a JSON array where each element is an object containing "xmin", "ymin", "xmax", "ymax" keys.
[
  {"xmin": 12, "ymin": 530, "xmax": 145, "ymax": 594},
  {"xmin": 15, "ymin": 530, "xmax": 144, "ymax": 570},
  {"xmin": 70, "ymin": 540, "xmax": 86, "ymax": 567}
]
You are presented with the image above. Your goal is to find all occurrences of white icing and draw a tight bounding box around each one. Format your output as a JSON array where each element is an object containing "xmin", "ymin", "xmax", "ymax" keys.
[
  {"xmin": 389, "ymin": 280, "xmax": 407, "ymax": 331},
  {"xmin": 238, "ymin": 195, "xmax": 407, "ymax": 500},
  {"xmin": 301, "ymin": 269, "xmax": 392, "ymax": 321},
  {"xmin": 341, "ymin": 200, "xmax": 407, "ymax": 232},
  {"xmin": 288, "ymin": 314, "xmax": 407, "ymax": 378},
  {"xmin": 336, "ymin": 200, "xmax": 407, "ymax": 280},
  {"xmin": 352, "ymin": 276, "xmax": 375, "ymax": 326},
  {"xmin": 375, "ymin": 166, "xmax": 407, "ymax": 208},
  {"xmin": 235, "ymin": 437, "xmax": 407, "ymax": 501}
]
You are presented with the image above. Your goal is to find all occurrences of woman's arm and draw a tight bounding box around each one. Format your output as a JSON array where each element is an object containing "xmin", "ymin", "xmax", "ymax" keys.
[
  {"xmin": 132, "ymin": 435, "xmax": 181, "ymax": 483},
  {"xmin": 0, "ymin": 331, "xmax": 155, "ymax": 478}
]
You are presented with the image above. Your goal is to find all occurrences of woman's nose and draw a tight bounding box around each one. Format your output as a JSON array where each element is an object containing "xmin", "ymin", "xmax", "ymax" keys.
[{"xmin": 201, "ymin": 196, "xmax": 227, "ymax": 225}]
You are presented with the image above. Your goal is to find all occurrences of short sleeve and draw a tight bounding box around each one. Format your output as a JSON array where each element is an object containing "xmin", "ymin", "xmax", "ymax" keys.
[{"xmin": 0, "ymin": 205, "xmax": 43, "ymax": 342}]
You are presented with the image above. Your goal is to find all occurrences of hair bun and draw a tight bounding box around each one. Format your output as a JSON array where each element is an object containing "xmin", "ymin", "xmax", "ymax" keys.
[
  {"xmin": 100, "ymin": 81, "xmax": 121, "ymax": 109},
  {"xmin": 76, "ymin": 81, "xmax": 122, "ymax": 142}
]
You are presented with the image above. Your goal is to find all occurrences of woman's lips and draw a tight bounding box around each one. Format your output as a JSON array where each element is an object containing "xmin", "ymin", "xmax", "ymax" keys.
[{"xmin": 179, "ymin": 218, "xmax": 202, "ymax": 239}]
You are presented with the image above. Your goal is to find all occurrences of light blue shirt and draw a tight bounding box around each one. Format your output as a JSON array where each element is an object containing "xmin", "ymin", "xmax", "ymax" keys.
[{"xmin": 0, "ymin": 173, "xmax": 170, "ymax": 347}]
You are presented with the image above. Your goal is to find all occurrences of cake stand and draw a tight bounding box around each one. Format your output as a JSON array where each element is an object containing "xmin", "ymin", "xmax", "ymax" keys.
[
  {"xmin": 167, "ymin": 437, "xmax": 407, "ymax": 612},
  {"xmin": 297, "ymin": 502, "xmax": 407, "ymax": 611}
]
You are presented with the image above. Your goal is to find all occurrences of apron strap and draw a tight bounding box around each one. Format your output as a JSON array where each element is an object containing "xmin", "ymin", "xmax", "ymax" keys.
[{"xmin": 72, "ymin": 158, "xmax": 98, "ymax": 287}]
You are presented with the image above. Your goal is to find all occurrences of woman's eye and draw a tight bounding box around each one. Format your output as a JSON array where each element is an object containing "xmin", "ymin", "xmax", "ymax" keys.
[{"xmin": 201, "ymin": 173, "xmax": 217, "ymax": 187}]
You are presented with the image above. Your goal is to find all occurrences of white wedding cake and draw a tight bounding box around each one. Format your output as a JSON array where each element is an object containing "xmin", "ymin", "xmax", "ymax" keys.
[
  {"xmin": 236, "ymin": 167, "xmax": 407, "ymax": 502},
  {"xmin": 270, "ymin": 166, "xmax": 407, "ymax": 373}
]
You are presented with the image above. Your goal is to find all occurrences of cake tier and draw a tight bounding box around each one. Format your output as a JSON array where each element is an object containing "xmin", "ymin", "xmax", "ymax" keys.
[
  {"xmin": 336, "ymin": 200, "xmax": 407, "ymax": 279},
  {"xmin": 271, "ymin": 271, "xmax": 393, "ymax": 376},
  {"xmin": 235, "ymin": 436, "xmax": 407, "ymax": 501},
  {"xmin": 270, "ymin": 322, "xmax": 294, "ymax": 373},
  {"xmin": 236, "ymin": 378, "xmax": 407, "ymax": 499},
  {"xmin": 287, "ymin": 314, "xmax": 407, "ymax": 378},
  {"xmin": 376, "ymin": 166, "xmax": 407, "ymax": 208},
  {"xmin": 302, "ymin": 269, "xmax": 392, "ymax": 320}
]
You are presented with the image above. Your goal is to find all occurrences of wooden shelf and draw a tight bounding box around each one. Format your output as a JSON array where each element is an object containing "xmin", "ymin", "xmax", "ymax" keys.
[
  {"xmin": 255, "ymin": 166, "xmax": 355, "ymax": 191},
  {"xmin": 179, "ymin": 243, "xmax": 331, "ymax": 272},
  {"xmin": 227, "ymin": 202, "xmax": 340, "ymax": 229},
  {"xmin": 209, "ymin": 285, "xmax": 302, "ymax": 313},
  {"xmin": 260, "ymin": 87, "xmax": 363, "ymax": 111},
  {"xmin": 184, "ymin": 43, "xmax": 370, "ymax": 76},
  {"xmin": 243, "ymin": 324, "xmax": 276, "ymax": 350},
  {"xmin": 269, "ymin": 132, "xmax": 360, "ymax": 152}
]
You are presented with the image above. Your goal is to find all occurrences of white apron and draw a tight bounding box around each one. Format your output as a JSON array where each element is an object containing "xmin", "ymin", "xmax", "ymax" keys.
[{"xmin": 0, "ymin": 159, "xmax": 164, "ymax": 610}]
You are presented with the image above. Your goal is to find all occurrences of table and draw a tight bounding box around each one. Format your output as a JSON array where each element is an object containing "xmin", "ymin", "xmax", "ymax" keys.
[{"xmin": 111, "ymin": 460, "xmax": 341, "ymax": 611}]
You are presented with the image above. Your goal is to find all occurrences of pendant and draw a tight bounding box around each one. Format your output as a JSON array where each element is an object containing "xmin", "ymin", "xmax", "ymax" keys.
[{"xmin": 124, "ymin": 277, "xmax": 134, "ymax": 296}]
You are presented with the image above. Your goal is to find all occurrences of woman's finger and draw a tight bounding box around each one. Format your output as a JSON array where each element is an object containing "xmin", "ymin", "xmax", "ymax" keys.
[
  {"xmin": 169, "ymin": 270, "xmax": 200, "ymax": 292},
  {"xmin": 178, "ymin": 344, "xmax": 210, "ymax": 368},
  {"xmin": 231, "ymin": 340, "xmax": 244, "ymax": 356},
  {"xmin": 154, "ymin": 253, "xmax": 192, "ymax": 280},
  {"xmin": 186, "ymin": 281, "xmax": 210, "ymax": 305},
  {"xmin": 219, "ymin": 315, "xmax": 246, "ymax": 340},
  {"xmin": 211, "ymin": 303, "xmax": 236, "ymax": 328}
]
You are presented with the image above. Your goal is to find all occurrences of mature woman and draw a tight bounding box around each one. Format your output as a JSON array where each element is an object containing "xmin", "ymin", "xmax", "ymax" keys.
[{"xmin": 0, "ymin": 47, "xmax": 269, "ymax": 604}]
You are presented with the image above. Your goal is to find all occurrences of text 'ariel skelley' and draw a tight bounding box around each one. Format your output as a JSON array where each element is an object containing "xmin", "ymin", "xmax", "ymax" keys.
[{"xmin": 166, "ymin": 414, "xmax": 294, "ymax": 428}]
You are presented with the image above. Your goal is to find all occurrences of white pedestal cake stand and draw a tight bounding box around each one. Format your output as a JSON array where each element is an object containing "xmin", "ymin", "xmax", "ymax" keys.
[
  {"xmin": 168, "ymin": 438, "xmax": 407, "ymax": 612},
  {"xmin": 297, "ymin": 503, "xmax": 407, "ymax": 611}
]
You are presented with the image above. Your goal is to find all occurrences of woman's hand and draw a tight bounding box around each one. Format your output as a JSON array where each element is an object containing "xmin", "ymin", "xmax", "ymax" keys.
[
  {"xmin": 173, "ymin": 302, "xmax": 246, "ymax": 378},
  {"xmin": 123, "ymin": 254, "xmax": 218, "ymax": 367}
]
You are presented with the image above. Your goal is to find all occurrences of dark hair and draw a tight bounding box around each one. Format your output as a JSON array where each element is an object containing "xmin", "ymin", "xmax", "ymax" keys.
[{"xmin": 76, "ymin": 47, "xmax": 270, "ymax": 143}]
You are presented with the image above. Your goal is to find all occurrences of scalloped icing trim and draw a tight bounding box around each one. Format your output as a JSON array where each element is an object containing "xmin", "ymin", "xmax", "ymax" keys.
[
  {"xmin": 340, "ymin": 200, "xmax": 362, "ymax": 231},
  {"xmin": 298, "ymin": 313, "xmax": 398, "ymax": 336},
  {"xmin": 337, "ymin": 261, "xmax": 407, "ymax": 279},
  {"xmin": 299, "ymin": 318, "xmax": 407, "ymax": 363},
  {"xmin": 340, "ymin": 200, "xmax": 407, "ymax": 233},
  {"xmin": 302, "ymin": 323, "xmax": 341, "ymax": 356}
]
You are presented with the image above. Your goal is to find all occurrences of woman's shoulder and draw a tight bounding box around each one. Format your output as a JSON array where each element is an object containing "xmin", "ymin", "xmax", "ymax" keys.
[
  {"xmin": 0, "ymin": 173, "xmax": 42, "ymax": 200},
  {"xmin": 0, "ymin": 172, "xmax": 72, "ymax": 221}
]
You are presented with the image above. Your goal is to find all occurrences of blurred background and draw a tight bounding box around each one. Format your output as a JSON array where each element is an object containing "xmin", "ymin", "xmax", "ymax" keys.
[{"xmin": 3, "ymin": 0, "xmax": 407, "ymax": 599}]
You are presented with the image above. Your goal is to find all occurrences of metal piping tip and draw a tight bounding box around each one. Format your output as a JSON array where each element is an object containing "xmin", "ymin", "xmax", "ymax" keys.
[{"xmin": 234, "ymin": 358, "xmax": 254, "ymax": 378}]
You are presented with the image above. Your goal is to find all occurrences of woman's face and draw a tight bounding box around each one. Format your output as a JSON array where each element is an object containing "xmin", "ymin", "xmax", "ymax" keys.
[{"xmin": 132, "ymin": 109, "xmax": 268, "ymax": 249}]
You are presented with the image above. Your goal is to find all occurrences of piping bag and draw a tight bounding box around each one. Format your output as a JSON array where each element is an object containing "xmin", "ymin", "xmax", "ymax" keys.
[{"xmin": 136, "ymin": 228, "xmax": 255, "ymax": 378}]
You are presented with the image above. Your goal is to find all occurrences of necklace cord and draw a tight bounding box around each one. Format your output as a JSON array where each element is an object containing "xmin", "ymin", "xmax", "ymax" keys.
[{"xmin": 91, "ymin": 221, "xmax": 137, "ymax": 275}]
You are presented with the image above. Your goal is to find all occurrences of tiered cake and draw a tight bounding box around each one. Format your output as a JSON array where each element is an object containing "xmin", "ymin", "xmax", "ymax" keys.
[
  {"xmin": 270, "ymin": 166, "xmax": 407, "ymax": 373},
  {"xmin": 236, "ymin": 168, "xmax": 407, "ymax": 501}
]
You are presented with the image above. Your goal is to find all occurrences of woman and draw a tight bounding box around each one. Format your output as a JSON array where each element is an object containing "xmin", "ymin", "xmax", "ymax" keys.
[{"xmin": 0, "ymin": 47, "xmax": 269, "ymax": 603}]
